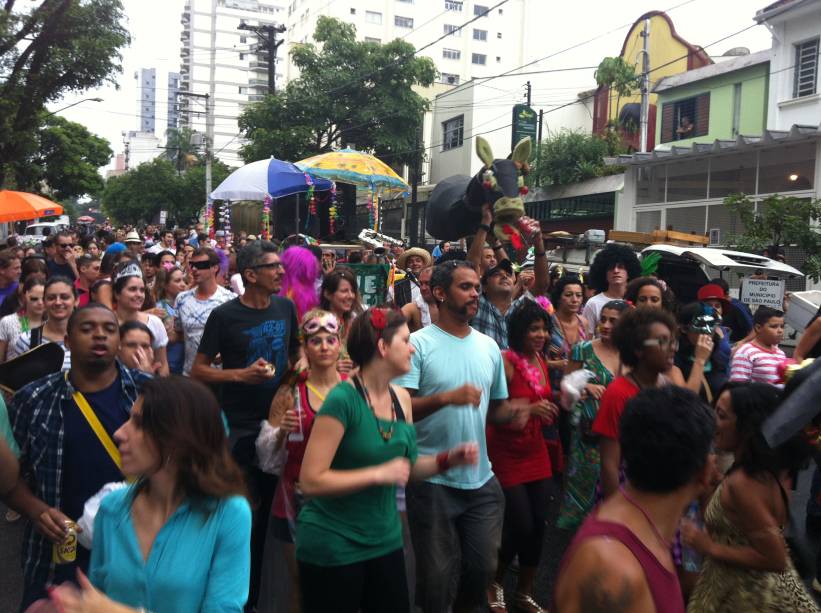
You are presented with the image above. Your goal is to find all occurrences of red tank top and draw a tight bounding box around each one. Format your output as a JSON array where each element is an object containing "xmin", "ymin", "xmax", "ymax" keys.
[
  {"xmin": 559, "ymin": 514, "xmax": 684, "ymax": 613},
  {"xmin": 486, "ymin": 352, "xmax": 551, "ymax": 488}
]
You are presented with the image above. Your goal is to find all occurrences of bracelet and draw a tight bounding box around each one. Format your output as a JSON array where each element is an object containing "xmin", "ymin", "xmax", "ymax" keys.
[
  {"xmin": 436, "ymin": 451, "xmax": 451, "ymax": 473},
  {"xmin": 478, "ymin": 223, "xmax": 492, "ymax": 233}
]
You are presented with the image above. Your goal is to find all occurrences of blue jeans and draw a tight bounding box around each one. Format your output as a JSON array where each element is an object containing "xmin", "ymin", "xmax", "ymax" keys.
[{"xmin": 406, "ymin": 477, "xmax": 504, "ymax": 613}]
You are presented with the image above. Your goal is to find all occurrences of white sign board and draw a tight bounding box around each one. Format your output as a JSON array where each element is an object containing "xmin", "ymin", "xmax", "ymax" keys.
[
  {"xmin": 159, "ymin": 210, "xmax": 167, "ymax": 226},
  {"xmin": 740, "ymin": 279, "xmax": 785, "ymax": 310}
]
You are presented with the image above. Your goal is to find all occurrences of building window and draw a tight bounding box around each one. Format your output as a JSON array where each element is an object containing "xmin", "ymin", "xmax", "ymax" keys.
[
  {"xmin": 238, "ymin": 86, "xmax": 248, "ymax": 94},
  {"xmin": 365, "ymin": 10, "xmax": 382, "ymax": 24},
  {"xmin": 442, "ymin": 48, "xmax": 461, "ymax": 60},
  {"xmin": 350, "ymin": 7, "xmax": 356, "ymax": 14},
  {"xmin": 473, "ymin": 29, "xmax": 487, "ymax": 41},
  {"xmin": 496, "ymin": 56, "xmax": 501, "ymax": 62},
  {"xmin": 444, "ymin": 24, "xmax": 460, "ymax": 36},
  {"xmin": 239, "ymin": 52, "xmax": 245, "ymax": 60},
  {"xmin": 395, "ymin": 15, "xmax": 413, "ymax": 28},
  {"xmin": 442, "ymin": 115, "xmax": 464, "ymax": 151},
  {"xmin": 441, "ymin": 72, "xmax": 460, "ymax": 85},
  {"xmin": 240, "ymin": 35, "xmax": 247, "ymax": 43},
  {"xmin": 731, "ymin": 82, "xmax": 742, "ymax": 137},
  {"xmin": 365, "ymin": 37, "xmax": 381, "ymax": 44},
  {"xmin": 660, "ymin": 93, "xmax": 710, "ymax": 143},
  {"xmin": 497, "ymin": 32, "xmax": 502, "ymax": 39},
  {"xmin": 445, "ymin": 0, "xmax": 462, "ymax": 11},
  {"xmin": 474, "ymin": 4, "xmax": 488, "ymax": 16},
  {"xmin": 793, "ymin": 37, "xmax": 819, "ymax": 98},
  {"xmin": 472, "ymin": 53, "xmax": 486, "ymax": 65}
]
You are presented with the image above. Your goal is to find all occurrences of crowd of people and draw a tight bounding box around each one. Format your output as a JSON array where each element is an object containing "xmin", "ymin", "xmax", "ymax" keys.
[{"xmin": 0, "ymin": 217, "xmax": 820, "ymax": 613}]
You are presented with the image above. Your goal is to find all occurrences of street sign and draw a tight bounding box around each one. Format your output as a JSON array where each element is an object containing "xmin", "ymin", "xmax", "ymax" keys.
[
  {"xmin": 740, "ymin": 278, "xmax": 785, "ymax": 310},
  {"xmin": 348, "ymin": 264, "xmax": 389, "ymax": 307},
  {"xmin": 511, "ymin": 104, "xmax": 538, "ymax": 149},
  {"xmin": 159, "ymin": 210, "xmax": 167, "ymax": 226}
]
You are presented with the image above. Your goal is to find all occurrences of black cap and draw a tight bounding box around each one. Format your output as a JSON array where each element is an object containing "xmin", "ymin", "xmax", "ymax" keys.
[{"xmin": 481, "ymin": 259, "xmax": 513, "ymax": 284}]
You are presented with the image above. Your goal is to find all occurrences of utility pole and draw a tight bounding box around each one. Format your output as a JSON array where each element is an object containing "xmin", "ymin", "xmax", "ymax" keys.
[
  {"xmin": 239, "ymin": 22, "xmax": 287, "ymax": 94},
  {"xmin": 206, "ymin": 0, "xmax": 217, "ymax": 212},
  {"xmin": 525, "ymin": 80, "xmax": 532, "ymax": 107},
  {"xmin": 639, "ymin": 17, "xmax": 651, "ymax": 153}
]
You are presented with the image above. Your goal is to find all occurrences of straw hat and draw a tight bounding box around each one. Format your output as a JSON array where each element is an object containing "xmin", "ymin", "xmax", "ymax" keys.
[
  {"xmin": 397, "ymin": 247, "xmax": 432, "ymax": 270},
  {"xmin": 124, "ymin": 230, "xmax": 142, "ymax": 244}
]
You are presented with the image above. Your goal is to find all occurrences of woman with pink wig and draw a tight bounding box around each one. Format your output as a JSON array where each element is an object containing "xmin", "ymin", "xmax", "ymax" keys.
[{"xmin": 279, "ymin": 246, "xmax": 320, "ymax": 320}]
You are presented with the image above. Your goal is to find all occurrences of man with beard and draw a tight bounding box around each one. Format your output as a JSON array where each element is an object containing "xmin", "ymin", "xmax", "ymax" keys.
[
  {"xmin": 396, "ymin": 260, "xmax": 545, "ymax": 613},
  {"xmin": 7, "ymin": 304, "xmax": 150, "ymax": 610},
  {"xmin": 191, "ymin": 240, "xmax": 300, "ymax": 613},
  {"xmin": 402, "ymin": 266, "xmax": 438, "ymax": 332}
]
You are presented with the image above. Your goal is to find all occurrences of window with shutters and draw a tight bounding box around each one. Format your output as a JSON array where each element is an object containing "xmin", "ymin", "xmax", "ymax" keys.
[
  {"xmin": 473, "ymin": 29, "xmax": 487, "ymax": 41},
  {"xmin": 793, "ymin": 38, "xmax": 819, "ymax": 98},
  {"xmin": 660, "ymin": 93, "xmax": 709, "ymax": 143},
  {"xmin": 395, "ymin": 15, "xmax": 413, "ymax": 28},
  {"xmin": 442, "ymin": 115, "xmax": 464, "ymax": 151},
  {"xmin": 445, "ymin": 0, "xmax": 463, "ymax": 11},
  {"xmin": 442, "ymin": 48, "xmax": 460, "ymax": 60}
]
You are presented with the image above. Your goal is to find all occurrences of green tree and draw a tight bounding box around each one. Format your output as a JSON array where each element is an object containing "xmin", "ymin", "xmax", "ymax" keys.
[
  {"xmin": 238, "ymin": 16, "xmax": 437, "ymax": 166},
  {"xmin": 102, "ymin": 158, "xmax": 232, "ymax": 226},
  {"xmin": 530, "ymin": 130, "xmax": 625, "ymax": 187},
  {"xmin": 0, "ymin": 0, "xmax": 129, "ymax": 188},
  {"xmin": 164, "ymin": 127, "xmax": 202, "ymax": 174},
  {"xmin": 594, "ymin": 56, "xmax": 641, "ymax": 130},
  {"xmin": 12, "ymin": 115, "xmax": 112, "ymax": 199},
  {"xmin": 724, "ymin": 193, "xmax": 821, "ymax": 281}
]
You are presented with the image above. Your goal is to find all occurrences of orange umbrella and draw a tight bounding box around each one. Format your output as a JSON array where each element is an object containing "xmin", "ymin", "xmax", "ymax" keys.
[{"xmin": 0, "ymin": 190, "xmax": 64, "ymax": 223}]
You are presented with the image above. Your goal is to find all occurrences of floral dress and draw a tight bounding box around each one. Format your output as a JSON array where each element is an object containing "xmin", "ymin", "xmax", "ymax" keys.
[{"xmin": 557, "ymin": 340, "xmax": 614, "ymax": 530}]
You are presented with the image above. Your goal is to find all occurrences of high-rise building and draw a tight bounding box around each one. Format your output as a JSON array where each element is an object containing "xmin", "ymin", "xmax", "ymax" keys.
[
  {"xmin": 284, "ymin": 0, "xmax": 530, "ymax": 86},
  {"xmin": 179, "ymin": 0, "xmax": 286, "ymax": 166},
  {"xmin": 136, "ymin": 68, "xmax": 157, "ymax": 134},
  {"xmin": 167, "ymin": 72, "xmax": 181, "ymax": 134}
]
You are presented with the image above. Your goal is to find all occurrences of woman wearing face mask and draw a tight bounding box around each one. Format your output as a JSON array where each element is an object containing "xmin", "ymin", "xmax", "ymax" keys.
[
  {"xmin": 487, "ymin": 299, "xmax": 559, "ymax": 613},
  {"xmin": 0, "ymin": 277, "xmax": 45, "ymax": 363},
  {"xmin": 592, "ymin": 307, "xmax": 678, "ymax": 499},
  {"xmin": 50, "ymin": 377, "xmax": 252, "ymax": 613},
  {"xmin": 9, "ymin": 276, "xmax": 76, "ymax": 371},
  {"xmin": 683, "ymin": 383, "xmax": 818, "ymax": 612},
  {"xmin": 557, "ymin": 299, "xmax": 631, "ymax": 530},
  {"xmin": 112, "ymin": 261, "xmax": 169, "ymax": 376},
  {"xmin": 256, "ymin": 309, "xmax": 344, "ymax": 613}
]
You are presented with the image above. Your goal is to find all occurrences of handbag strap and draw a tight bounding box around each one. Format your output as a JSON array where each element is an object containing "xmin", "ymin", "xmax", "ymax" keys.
[
  {"xmin": 700, "ymin": 373, "xmax": 714, "ymax": 405},
  {"xmin": 65, "ymin": 374, "xmax": 122, "ymax": 471}
]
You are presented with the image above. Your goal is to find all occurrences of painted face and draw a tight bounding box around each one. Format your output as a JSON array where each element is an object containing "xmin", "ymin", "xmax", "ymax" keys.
[
  {"xmin": 114, "ymin": 397, "xmax": 161, "ymax": 479},
  {"xmin": 636, "ymin": 284, "xmax": 663, "ymax": 308},
  {"xmin": 304, "ymin": 330, "xmax": 341, "ymax": 368},
  {"xmin": 713, "ymin": 391, "xmax": 740, "ymax": 453}
]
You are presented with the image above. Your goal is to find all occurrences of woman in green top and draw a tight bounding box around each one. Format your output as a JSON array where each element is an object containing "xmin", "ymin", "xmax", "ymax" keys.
[{"xmin": 297, "ymin": 307, "xmax": 478, "ymax": 613}]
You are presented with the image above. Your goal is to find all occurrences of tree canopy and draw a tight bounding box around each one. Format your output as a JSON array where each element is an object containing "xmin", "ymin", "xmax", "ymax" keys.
[
  {"xmin": 724, "ymin": 193, "xmax": 821, "ymax": 281},
  {"xmin": 238, "ymin": 16, "xmax": 437, "ymax": 166},
  {"xmin": 12, "ymin": 115, "xmax": 112, "ymax": 200},
  {"xmin": 0, "ymin": 0, "xmax": 129, "ymax": 189},
  {"xmin": 529, "ymin": 130, "xmax": 625, "ymax": 187},
  {"xmin": 101, "ymin": 158, "xmax": 231, "ymax": 226}
]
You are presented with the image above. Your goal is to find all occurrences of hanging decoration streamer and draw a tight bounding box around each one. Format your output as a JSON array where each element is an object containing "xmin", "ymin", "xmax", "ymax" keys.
[
  {"xmin": 219, "ymin": 202, "xmax": 232, "ymax": 246},
  {"xmin": 262, "ymin": 195, "xmax": 272, "ymax": 240},
  {"xmin": 375, "ymin": 191, "xmax": 380, "ymax": 232},
  {"xmin": 328, "ymin": 182, "xmax": 338, "ymax": 235},
  {"xmin": 205, "ymin": 200, "xmax": 216, "ymax": 240},
  {"xmin": 303, "ymin": 173, "xmax": 316, "ymax": 232}
]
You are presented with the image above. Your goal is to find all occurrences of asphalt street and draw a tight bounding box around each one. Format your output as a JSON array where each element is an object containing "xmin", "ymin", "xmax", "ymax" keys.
[{"xmin": 0, "ymin": 470, "xmax": 817, "ymax": 612}]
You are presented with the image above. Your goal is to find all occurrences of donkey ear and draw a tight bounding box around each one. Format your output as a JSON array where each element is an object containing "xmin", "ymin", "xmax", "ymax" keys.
[
  {"xmin": 475, "ymin": 136, "xmax": 494, "ymax": 168},
  {"xmin": 511, "ymin": 137, "xmax": 532, "ymax": 164}
]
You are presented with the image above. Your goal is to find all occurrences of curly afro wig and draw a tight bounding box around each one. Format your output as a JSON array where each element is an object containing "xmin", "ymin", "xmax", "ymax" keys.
[{"xmin": 588, "ymin": 243, "xmax": 641, "ymax": 293}]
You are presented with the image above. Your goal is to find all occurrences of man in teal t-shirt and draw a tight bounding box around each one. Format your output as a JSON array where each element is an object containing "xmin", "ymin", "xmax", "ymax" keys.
[{"xmin": 396, "ymin": 260, "xmax": 517, "ymax": 613}]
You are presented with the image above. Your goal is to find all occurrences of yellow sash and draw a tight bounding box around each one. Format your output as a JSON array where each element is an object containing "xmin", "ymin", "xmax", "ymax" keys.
[{"xmin": 66, "ymin": 375, "xmax": 122, "ymax": 471}]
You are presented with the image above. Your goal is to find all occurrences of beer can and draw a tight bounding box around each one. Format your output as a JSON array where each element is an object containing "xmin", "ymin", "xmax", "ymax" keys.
[{"xmin": 52, "ymin": 520, "xmax": 77, "ymax": 564}]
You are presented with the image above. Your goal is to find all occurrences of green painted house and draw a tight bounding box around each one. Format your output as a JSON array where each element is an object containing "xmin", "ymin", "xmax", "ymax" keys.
[{"xmin": 653, "ymin": 50, "xmax": 770, "ymax": 149}]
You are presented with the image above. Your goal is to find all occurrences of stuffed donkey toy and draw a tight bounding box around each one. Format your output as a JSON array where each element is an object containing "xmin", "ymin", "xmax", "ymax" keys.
[{"xmin": 425, "ymin": 136, "xmax": 532, "ymax": 247}]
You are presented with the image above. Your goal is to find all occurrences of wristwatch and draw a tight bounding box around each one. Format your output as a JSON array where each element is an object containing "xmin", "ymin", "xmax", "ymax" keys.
[{"xmin": 478, "ymin": 223, "xmax": 492, "ymax": 233}]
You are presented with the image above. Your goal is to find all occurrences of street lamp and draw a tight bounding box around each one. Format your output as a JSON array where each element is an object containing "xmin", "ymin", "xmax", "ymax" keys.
[{"xmin": 43, "ymin": 97, "xmax": 103, "ymax": 118}]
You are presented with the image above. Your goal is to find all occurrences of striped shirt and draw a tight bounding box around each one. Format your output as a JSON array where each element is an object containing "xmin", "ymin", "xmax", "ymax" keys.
[{"xmin": 729, "ymin": 342, "xmax": 786, "ymax": 388}]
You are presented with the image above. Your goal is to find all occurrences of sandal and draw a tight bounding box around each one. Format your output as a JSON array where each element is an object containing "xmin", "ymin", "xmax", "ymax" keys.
[
  {"xmin": 488, "ymin": 582, "xmax": 507, "ymax": 613},
  {"xmin": 512, "ymin": 592, "xmax": 547, "ymax": 613}
]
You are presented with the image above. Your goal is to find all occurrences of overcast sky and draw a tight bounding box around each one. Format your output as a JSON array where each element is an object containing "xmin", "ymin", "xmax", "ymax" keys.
[{"xmin": 50, "ymin": 0, "xmax": 772, "ymax": 168}]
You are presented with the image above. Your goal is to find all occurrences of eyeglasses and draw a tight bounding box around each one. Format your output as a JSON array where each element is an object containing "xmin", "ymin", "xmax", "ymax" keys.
[
  {"xmin": 643, "ymin": 337, "xmax": 679, "ymax": 351},
  {"xmin": 58, "ymin": 243, "xmax": 75, "ymax": 249},
  {"xmin": 303, "ymin": 313, "xmax": 340, "ymax": 335},
  {"xmin": 190, "ymin": 260, "xmax": 214, "ymax": 270},
  {"xmin": 251, "ymin": 262, "xmax": 283, "ymax": 271}
]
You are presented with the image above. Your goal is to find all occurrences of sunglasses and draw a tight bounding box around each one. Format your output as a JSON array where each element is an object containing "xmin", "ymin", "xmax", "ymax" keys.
[
  {"xmin": 59, "ymin": 243, "xmax": 75, "ymax": 249},
  {"xmin": 190, "ymin": 260, "xmax": 215, "ymax": 270},
  {"xmin": 302, "ymin": 313, "xmax": 340, "ymax": 335},
  {"xmin": 251, "ymin": 262, "xmax": 283, "ymax": 271}
]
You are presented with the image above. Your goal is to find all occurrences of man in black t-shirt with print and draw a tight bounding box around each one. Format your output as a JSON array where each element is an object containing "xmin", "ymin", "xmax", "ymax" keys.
[{"xmin": 192, "ymin": 240, "xmax": 299, "ymax": 612}]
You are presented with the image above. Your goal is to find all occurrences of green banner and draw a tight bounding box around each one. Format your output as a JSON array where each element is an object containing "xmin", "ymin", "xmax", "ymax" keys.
[
  {"xmin": 511, "ymin": 103, "xmax": 538, "ymax": 149},
  {"xmin": 348, "ymin": 264, "xmax": 390, "ymax": 307}
]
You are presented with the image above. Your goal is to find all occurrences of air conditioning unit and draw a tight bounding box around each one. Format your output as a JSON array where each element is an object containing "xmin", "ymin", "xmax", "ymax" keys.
[{"xmin": 708, "ymin": 228, "xmax": 721, "ymax": 245}]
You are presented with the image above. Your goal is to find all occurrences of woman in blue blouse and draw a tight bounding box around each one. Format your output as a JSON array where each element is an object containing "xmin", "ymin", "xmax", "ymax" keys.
[{"xmin": 53, "ymin": 376, "xmax": 251, "ymax": 613}]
